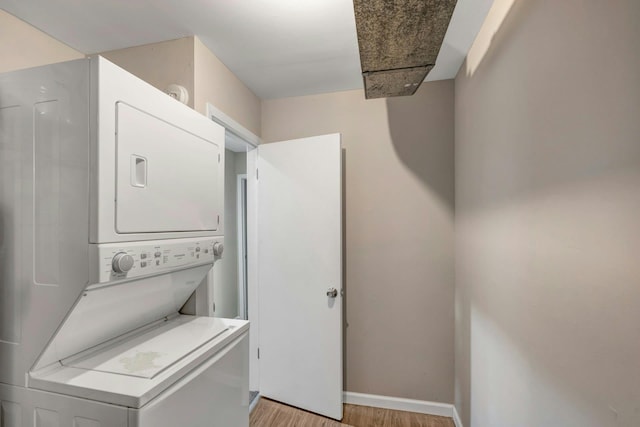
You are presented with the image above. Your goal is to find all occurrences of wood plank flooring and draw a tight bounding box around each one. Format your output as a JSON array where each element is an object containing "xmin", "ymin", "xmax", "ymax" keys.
[{"xmin": 250, "ymin": 398, "xmax": 455, "ymax": 427}]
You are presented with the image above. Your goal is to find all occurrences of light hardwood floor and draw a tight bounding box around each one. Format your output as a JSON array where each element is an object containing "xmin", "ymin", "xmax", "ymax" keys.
[{"xmin": 250, "ymin": 398, "xmax": 455, "ymax": 427}]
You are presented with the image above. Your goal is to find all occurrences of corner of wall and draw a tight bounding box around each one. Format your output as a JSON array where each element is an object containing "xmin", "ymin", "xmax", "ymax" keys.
[
  {"xmin": 100, "ymin": 37, "xmax": 195, "ymax": 108},
  {"xmin": 0, "ymin": 9, "xmax": 84, "ymax": 73},
  {"xmin": 192, "ymin": 36, "xmax": 261, "ymax": 138}
]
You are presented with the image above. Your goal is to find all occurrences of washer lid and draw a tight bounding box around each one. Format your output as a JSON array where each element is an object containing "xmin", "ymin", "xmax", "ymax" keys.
[
  {"xmin": 30, "ymin": 316, "xmax": 250, "ymax": 409},
  {"xmin": 63, "ymin": 316, "xmax": 228, "ymax": 379}
]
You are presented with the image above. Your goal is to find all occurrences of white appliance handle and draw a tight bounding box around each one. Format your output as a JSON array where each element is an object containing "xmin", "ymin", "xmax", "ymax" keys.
[{"xmin": 131, "ymin": 154, "xmax": 147, "ymax": 188}]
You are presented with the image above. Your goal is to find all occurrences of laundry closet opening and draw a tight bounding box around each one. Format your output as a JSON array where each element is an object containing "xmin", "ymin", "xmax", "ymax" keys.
[
  {"xmin": 205, "ymin": 103, "xmax": 260, "ymax": 406},
  {"xmin": 213, "ymin": 133, "xmax": 251, "ymax": 320}
]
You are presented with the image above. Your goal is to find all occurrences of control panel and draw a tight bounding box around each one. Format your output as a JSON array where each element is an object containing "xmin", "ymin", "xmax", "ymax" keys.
[{"xmin": 90, "ymin": 237, "xmax": 223, "ymax": 283}]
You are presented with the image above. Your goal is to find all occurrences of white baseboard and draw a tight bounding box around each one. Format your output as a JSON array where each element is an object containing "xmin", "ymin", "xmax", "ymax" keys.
[
  {"xmin": 343, "ymin": 391, "xmax": 455, "ymax": 419},
  {"xmin": 452, "ymin": 405, "xmax": 464, "ymax": 427},
  {"xmin": 249, "ymin": 394, "xmax": 261, "ymax": 414}
]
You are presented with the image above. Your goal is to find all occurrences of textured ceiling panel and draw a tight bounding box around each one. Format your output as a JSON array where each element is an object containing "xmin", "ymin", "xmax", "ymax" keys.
[
  {"xmin": 353, "ymin": 0, "xmax": 457, "ymax": 98},
  {"xmin": 363, "ymin": 66, "xmax": 433, "ymax": 99}
]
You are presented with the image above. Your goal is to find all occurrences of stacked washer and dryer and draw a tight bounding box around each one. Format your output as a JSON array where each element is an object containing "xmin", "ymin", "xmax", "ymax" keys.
[{"xmin": 0, "ymin": 57, "xmax": 249, "ymax": 426}]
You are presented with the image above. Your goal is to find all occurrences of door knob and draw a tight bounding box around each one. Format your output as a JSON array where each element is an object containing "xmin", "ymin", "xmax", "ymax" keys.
[{"xmin": 326, "ymin": 288, "xmax": 338, "ymax": 298}]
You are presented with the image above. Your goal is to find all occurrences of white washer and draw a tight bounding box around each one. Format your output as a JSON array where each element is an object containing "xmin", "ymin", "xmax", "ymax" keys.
[
  {"xmin": 30, "ymin": 315, "xmax": 249, "ymax": 427},
  {"xmin": 0, "ymin": 57, "xmax": 248, "ymax": 426}
]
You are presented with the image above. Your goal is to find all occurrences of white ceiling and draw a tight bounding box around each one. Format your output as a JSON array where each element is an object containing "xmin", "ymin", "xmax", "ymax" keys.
[{"xmin": 0, "ymin": 0, "xmax": 493, "ymax": 99}]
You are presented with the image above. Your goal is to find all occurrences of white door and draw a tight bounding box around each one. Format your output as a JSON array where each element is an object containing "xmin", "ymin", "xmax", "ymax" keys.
[{"xmin": 257, "ymin": 134, "xmax": 342, "ymax": 420}]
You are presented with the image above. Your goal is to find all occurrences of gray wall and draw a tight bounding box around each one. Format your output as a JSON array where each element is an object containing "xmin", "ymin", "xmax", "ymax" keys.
[
  {"xmin": 261, "ymin": 81, "xmax": 455, "ymax": 403},
  {"xmin": 454, "ymin": 0, "xmax": 640, "ymax": 426}
]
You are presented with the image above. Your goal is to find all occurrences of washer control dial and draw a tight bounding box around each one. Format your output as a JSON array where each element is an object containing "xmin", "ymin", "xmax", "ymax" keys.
[
  {"xmin": 213, "ymin": 242, "xmax": 224, "ymax": 257},
  {"xmin": 112, "ymin": 252, "xmax": 134, "ymax": 273}
]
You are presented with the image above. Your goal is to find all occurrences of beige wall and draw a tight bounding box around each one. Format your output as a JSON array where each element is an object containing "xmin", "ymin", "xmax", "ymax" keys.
[
  {"xmin": 0, "ymin": 9, "xmax": 83, "ymax": 73},
  {"xmin": 262, "ymin": 82, "xmax": 455, "ymax": 403},
  {"xmin": 454, "ymin": 1, "xmax": 640, "ymax": 426},
  {"xmin": 101, "ymin": 37, "xmax": 195, "ymax": 108},
  {"xmin": 194, "ymin": 37, "xmax": 261, "ymax": 136},
  {"xmin": 100, "ymin": 37, "xmax": 261, "ymax": 136}
]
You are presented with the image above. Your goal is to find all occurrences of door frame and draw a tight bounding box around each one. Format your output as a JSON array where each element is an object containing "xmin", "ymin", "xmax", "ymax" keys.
[
  {"xmin": 206, "ymin": 103, "xmax": 261, "ymax": 392},
  {"xmin": 206, "ymin": 103, "xmax": 261, "ymax": 147},
  {"xmin": 236, "ymin": 173, "xmax": 248, "ymax": 320}
]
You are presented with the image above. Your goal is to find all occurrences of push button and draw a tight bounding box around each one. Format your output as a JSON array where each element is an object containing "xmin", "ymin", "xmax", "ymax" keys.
[
  {"xmin": 154, "ymin": 252, "xmax": 162, "ymax": 258},
  {"xmin": 140, "ymin": 253, "xmax": 147, "ymax": 259},
  {"xmin": 141, "ymin": 261, "xmax": 147, "ymax": 268}
]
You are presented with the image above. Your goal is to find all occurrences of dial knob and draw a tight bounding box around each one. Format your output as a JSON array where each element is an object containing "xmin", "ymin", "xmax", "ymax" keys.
[
  {"xmin": 213, "ymin": 242, "xmax": 224, "ymax": 257},
  {"xmin": 112, "ymin": 252, "xmax": 134, "ymax": 273}
]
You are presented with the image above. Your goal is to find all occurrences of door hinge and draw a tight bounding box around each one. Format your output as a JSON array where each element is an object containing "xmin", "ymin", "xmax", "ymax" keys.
[
  {"xmin": 218, "ymin": 153, "xmax": 221, "ymax": 163},
  {"xmin": 217, "ymin": 215, "xmax": 220, "ymax": 225},
  {"xmin": 212, "ymin": 302, "xmax": 216, "ymax": 312},
  {"xmin": 257, "ymin": 348, "xmax": 260, "ymax": 359},
  {"xmin": 256, "ymin": 168, "xmax": 259, "ymax": 179}
]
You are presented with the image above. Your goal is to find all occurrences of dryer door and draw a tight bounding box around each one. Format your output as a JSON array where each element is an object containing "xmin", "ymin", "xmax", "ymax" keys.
[{"xmin": 115, "ymin": 102, "xmax": 221, "ymax": 234}]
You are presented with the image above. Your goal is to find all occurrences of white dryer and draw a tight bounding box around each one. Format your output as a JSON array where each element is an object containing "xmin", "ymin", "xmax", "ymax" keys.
[{"xmin": 0, "ymin": 57, "xmax": 248, "ymax": 426}]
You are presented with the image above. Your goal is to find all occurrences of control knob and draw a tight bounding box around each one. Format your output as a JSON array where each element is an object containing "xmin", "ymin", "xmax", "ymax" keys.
[
  {"xmin": 112, "ymin": 252, "xmax": 134, "ymax": 273},
  {"xmin": 213, "ymin": 242, "xmax": 224, "ymax": 257}
]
